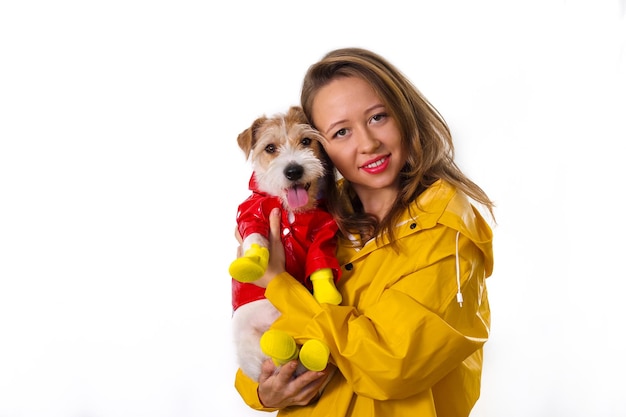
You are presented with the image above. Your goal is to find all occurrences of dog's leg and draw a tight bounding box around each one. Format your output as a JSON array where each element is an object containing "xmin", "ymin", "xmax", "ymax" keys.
[
  {"xmin": 299, "ymin": 339, "xmax": 330, "ymax": 372},
  {"xmin": 260, "ymin": 329, "xmax": 330, "ymax": 374},
  {"xmin": 233, "ymin": 299, "xmax": 280, "ymax": 381},
  {"xmin": 310, "ymin": 268, "xmax": 343, "ymax": 305},
  {"xmin": 230, "ymin": 234, "xmax": 269, "ymax": 282},
  {"xmin": 260, "ymin": 329, "xmax": 300, "ymax": 366}
]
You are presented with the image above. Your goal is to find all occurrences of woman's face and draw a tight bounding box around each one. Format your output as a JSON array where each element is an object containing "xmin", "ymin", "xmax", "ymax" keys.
[{"xmin": 311, "ymin": 76, "xmax": 407, "ymax": 197}]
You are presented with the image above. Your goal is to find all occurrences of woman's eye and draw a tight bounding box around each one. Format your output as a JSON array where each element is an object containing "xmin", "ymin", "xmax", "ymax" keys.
[
  {"xmin": 333, "ymin": 128, "xmax": 347, "ymax": 138},
  {"xmin": 265, "ymin": 144, "xmax": 276, "ymax": 153},
  {"xmin": 371, "ymin": 113, "xmax": 387, "ymax": 123}
]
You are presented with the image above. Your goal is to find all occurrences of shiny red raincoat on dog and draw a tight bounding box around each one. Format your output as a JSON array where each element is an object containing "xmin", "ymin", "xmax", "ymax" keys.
[{"xmin": 232, "ymin": 174, "xmax": 341, "ymax": 311}]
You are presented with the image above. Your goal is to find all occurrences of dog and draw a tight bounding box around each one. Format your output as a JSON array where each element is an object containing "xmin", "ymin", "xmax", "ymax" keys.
[{"xmin": 230, "ymin": 106, "xmax": 342, "ymax": 381}]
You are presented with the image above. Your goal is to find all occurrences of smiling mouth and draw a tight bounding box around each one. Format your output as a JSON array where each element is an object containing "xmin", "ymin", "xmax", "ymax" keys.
[{"xmin": 361, "ymin": 156, "xmax": 388, "ymax": 169}]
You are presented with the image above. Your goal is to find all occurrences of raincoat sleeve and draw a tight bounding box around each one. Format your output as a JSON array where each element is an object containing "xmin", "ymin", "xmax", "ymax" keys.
[
  {"xmin": 305, "ymin": 212, "xmax": 341, "ymax": 281},
  {"xmin": 263, "ymin": 226, "xmax": 490, "ymax": 401},
  {"xmin": 234, "ymin": 368, "xmax": 279, "ymax": 412},
  {"xmin": 236, "ymin": 194, "xmax": 274, "ymax": 239}
]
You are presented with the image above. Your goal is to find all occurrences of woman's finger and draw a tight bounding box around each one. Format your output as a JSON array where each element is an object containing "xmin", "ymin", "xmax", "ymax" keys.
[
  {"xmin": 267, "ymin": 208, "xmax": 286, "ymax": 273},
  {"xmin": 268, "ymin": 208, "xmax": 281, "ymax": 246},
  {"xmin": 253, "ymin": 208, "xmax": 286, "ymax": 288},
  {"xmin": 257, "ymin": 360, "xmax": 332, "ymax": 408}
]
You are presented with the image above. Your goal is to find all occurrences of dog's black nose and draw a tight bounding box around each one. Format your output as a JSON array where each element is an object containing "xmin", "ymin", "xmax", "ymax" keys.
[{"xmin": 284, "ymin": 164, "xmax": 304, "ymax": 181}]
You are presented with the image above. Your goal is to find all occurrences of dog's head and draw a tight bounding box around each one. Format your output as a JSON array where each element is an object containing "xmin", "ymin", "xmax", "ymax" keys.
[{"xmin": 237, "ymin": 106, "xmax": 328, "ymax": 213}]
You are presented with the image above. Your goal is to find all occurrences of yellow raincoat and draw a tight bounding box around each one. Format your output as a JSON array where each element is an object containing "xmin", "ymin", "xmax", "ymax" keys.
[{"xmin": 234, "ymin": 179, "xmax": 494, "ymax": 416}]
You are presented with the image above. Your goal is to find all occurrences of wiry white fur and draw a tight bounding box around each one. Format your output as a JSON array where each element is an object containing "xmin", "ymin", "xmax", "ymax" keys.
[
  {"xmin": 238, "ymin": 233, "xmax": 269, "ymax": 255},
  {"xmin": 232, "ymin": 299, "xmax": 281, "ymax": 381}
]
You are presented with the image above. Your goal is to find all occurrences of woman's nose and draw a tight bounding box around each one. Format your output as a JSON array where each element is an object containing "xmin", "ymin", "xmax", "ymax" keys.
[{"xmin": 356, "ymin": 128, "xmax": 380, "ymax": 153}]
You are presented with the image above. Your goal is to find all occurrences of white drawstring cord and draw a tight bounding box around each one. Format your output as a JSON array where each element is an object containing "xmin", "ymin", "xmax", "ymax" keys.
[{"xmin": 455, "ymin": 231, "xmax": 464, "ymax": 307}]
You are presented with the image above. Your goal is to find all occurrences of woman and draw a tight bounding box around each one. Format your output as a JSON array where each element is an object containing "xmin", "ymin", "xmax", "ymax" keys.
[{"xmin": 234, "ymin": 47, "xmax": 495, "ymax": 417}]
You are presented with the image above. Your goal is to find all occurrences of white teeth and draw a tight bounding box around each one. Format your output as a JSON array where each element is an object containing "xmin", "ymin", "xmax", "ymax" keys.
[{"xmin": 364, "ymin": 157, "xmax": 386, "ymax": 169}]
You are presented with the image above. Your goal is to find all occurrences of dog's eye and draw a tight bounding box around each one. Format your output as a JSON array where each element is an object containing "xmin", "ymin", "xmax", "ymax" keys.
[
  {"xmin": 301, "ymin": 137, "xmax": 312, "ymax": 146},
  {"xmin": 264, "ymin": 144, "xmax": 276, "ymax": 153}
]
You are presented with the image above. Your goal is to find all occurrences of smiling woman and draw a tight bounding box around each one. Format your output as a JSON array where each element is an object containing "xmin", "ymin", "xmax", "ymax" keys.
[
  {"xmin": 233, "ymin": 47, "xmax": 496, "ymax": 417},
  {"xmin": 2, "ymin": 1, "xmax": 625, "ymax": 416}
]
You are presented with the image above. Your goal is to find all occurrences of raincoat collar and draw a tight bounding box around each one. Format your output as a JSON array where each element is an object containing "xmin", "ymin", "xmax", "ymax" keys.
[
  {"xmin": 341, "ymin": 179, "xmax": 494, "ymax": 277},
  {"xmin": 247, "ymin": 173, "xmax": 262, "ymax": 194}
]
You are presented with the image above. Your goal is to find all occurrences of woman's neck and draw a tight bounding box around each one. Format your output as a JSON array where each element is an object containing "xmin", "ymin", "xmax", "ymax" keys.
[{"xmin": 354, "ymin": 186, "xmax": 399, "ymax": 222}]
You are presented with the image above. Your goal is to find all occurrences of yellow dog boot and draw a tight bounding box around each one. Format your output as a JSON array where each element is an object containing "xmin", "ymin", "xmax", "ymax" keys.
[
  {"xmin": 229, "ymin": 243, "xmax": 269, "ymax": 283},
  {"xmin": 260, "ymin": 329, "xmax": 299, "ymax": 367},
  {"xmin": 310, "ymin": 268, "xmax": 342, "ymax": 305},
  {"xmin": 299, "ymin": 339, "xmax": 330, "ymax": 372}
]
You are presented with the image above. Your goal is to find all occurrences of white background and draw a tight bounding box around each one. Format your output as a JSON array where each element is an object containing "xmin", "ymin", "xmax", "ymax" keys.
[{"xmin": 1, "ymin": 1, "xmax": 625, "ymax": 416}]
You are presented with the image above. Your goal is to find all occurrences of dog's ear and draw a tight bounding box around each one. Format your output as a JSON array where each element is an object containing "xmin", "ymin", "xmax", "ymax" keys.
[
  {"xmin": 286, "ymin": 106, "xmax": 307, "ymax": 124},
  {"xmin": 237, "ymin": 116, "xmax": 267, "ymax": 158}
]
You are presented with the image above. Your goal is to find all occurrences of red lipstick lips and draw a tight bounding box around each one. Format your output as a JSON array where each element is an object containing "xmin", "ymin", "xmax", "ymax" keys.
[{"xmin": 360, "ymin": 155, "xmax": 390, "ymax": 174}]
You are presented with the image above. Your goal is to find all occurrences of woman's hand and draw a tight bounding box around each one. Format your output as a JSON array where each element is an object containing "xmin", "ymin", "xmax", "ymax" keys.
[
  {"xmin": 253, "ymin": 208, "xmax": 286, "ymax": 288},
  {"xmin": 257, "ymin": 359, "xmax": 335, "ymax": 408}
]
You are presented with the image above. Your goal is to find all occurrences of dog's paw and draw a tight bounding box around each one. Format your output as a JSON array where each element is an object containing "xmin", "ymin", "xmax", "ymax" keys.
[
  {"xmin": 260, "ymin": 329, "xmax": 299, "ymax": 366},
  {"xmin": 311, "ymin": 268, "xmax": 343, "ymax": 305},
  {"xmin": 299, "ymin": 339, "xmax": 330, "ymax": 372},
  {"xmin": 229, "ymin": 244, "xmax": 269, "ymax": 282}
]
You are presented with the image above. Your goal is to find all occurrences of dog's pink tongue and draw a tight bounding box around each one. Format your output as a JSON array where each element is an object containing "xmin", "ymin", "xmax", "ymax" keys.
[{"xmin": 287, "ymin": 185, "xmax": 309, "ymax": 209}]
